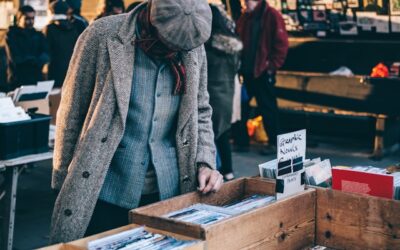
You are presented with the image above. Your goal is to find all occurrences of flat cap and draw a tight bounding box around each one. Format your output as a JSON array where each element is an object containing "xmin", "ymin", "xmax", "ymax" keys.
[{"xmin": 150, "ymin": 0, "xmax": 212, "ymax": 51}]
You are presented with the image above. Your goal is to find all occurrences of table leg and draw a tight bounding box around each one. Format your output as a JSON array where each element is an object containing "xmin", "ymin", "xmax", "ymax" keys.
[
  {"xmin": 371, "ymin": 115, "xmax": 386, "ymax": 160},
  {"xmin": 1, "ymin": 166, "xmax": 19, "ymax": 250}
]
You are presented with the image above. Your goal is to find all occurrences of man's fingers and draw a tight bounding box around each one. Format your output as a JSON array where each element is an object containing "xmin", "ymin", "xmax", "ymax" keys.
[
  {"xmin": 197, "ymin": 167, "xmax": 209, "ymax": 191},
  {"xmin": 211, "ymin": 174, "xmax": 224, "ymax": 193},
  {"xmin": 202, "ymin": 171, "xmax": 219, "ymax": 194}
]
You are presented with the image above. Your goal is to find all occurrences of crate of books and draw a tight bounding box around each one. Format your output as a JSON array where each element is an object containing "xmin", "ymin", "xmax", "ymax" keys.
[
  {"xmin": 130, "ymin": 177, "xmax": 316, "ymax": 250},
  {"xmin": 40, "ymin": 224, "xmax": 204, "ymax": 250}
]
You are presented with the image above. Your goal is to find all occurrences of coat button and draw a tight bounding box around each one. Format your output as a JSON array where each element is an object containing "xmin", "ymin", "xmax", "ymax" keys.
[
  {"xmin": 183, "ymin": 140, "xmax": 189, "ymax": 146},
  {"xmin": 183, "ymin": 175, "xmax": 190, "ymax": 183},
  {"xmin": 101, "ymin": 137, "xmax": 107, "ymax": 143},
  {"xmin": 82, "ymin": 171, "xmax": 90, "ymax": 178},
  {"xmin": 64, "ymin": 209, "xmax": 72, "ymax": 216}
]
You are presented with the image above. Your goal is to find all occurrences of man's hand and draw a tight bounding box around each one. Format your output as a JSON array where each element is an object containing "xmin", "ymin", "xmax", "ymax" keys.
[{"xmin": 197, "ymin": 165, "xmax": 224, "ymax": 194}]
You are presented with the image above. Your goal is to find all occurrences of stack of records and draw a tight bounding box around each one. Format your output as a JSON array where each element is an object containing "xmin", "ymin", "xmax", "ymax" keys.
[
  {"xmin": 165, "ymin": 204, "xmax": 235, "ymax": 225},
  {"xmin": 258, "ymin": 159, "xmax": 278, "ymax": 179},
  {"xmin": 87, "ymin": 227, "xmax": 198, "ymax": 250},
  {"xmin": 223, "ymin": 195, "xmax": 276, "ymax": 213},
  {"xmin": 165, "ymin": 195, "xmax": 276, "ymax": 225},
  {"xmin": 393, "ymin": 172, "xmax": 400, "ymax": 200},
  {"xmin": 259, "ymin": 157, "xmax": 332, "ymax": 188},
  {"xmin": 304, "ymin": 158, "xmax": 332, "ymax": 188}
]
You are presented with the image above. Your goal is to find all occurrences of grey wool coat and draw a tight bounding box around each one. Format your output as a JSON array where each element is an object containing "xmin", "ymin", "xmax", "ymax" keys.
[{"xmin": 50, "ymin": 7, "xmax": 216, "ymax": 243}]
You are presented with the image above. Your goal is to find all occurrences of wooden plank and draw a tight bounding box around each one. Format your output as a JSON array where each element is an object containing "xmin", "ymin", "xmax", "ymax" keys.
[
  {"xmin": 244, "ymin": 178, "xmax": 276, "ymax": 196},
  {"xmin": 40, "ymin": 224, "xmax": 204, "ymax": 250},
  {"xmin": 133, "ymin": 192, "xmax": 200, "ymax": 216},
  {"xmin": 197, "ymin": 177, "xmax": 245, "ymax": 206},
  {"xmin": 130, "ymin": 213, "xmax": 205, "ymax": 239},
  {"xmin": 316, "ymin": 188, "xmax": 400, "ymax": 249},
  {"xmin": 204, "ymin": 189, "xmax": 316, "ymax": 250},
  {"xmin": 241, "ymin": 220, "xmax": 315, "ymax": 250}
]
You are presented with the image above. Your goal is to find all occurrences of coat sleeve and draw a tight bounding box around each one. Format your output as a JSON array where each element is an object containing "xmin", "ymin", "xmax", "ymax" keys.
[
  {"xmin": 195, "ymin": 47, "xmax": 217, "ymax": 170},
  {"xmin": 267, "ymin": 10, "xmax": 289, "ymax": 71},
  {"xmin": 52, "ymin": 26, "xmax": 98, "ymax": 190}
]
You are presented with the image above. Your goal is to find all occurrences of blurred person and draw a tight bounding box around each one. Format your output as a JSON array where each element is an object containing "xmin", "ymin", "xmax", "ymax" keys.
[
  {"xmin": 44, "ymin": 0, "xmax": 83, "ymax": 88},
  {"xmin": 126, "ymin": 1, "xmax": 143, "ymax": 12},
  {"xmin": 50, "ymin": 0, "xmax": 223, "ymax": 243},
  {"xmin": 236, "ymin": 0, "xmax": 288, "ymax": 154},
  {"xmin": 206, "ymin": 4, "xmax": 242, "ymax": 181},
  {"xmin": 66, "ymin": 0, "xmax": 89, "ymax": 33},
  {"xmin": 5, "ymin": 5, "xmax": 49, "ymax": 90},
  {"xmin": 48, "ymin": 0, "xmax": 88, "ymax": 34},
  {"xmin": 95, "ymin": 0, "xmax": 125, "ymax": 20}
]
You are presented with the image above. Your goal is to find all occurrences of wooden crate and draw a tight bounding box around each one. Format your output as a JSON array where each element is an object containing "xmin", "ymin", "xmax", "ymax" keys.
[
  {"xmin": 40, "ymin": 224, "xmax": 204, "ymax": 250},
  {"xmin": 130, "ymin": 177, "xmax": 316, "ymax": 250},
  {"xmin": 316, "ymin": 188, "xmax": 400, "ymax": 250}
]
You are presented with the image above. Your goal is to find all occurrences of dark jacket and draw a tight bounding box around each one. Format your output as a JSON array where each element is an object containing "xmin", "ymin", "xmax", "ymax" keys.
[
  {"xmin": 206, "ymin": 33, "xmax": 242, "ymax": 139},
  {"xmin": 5, "ymin": 26, "xmax": 49, "ymax": 90},
  {"xmin": 44, "ymin": 19, "xmax": 82, "ymax": 88},
  {"xmin": 237, "ymin": 1, "xmax": 288, "ymax": 78}
]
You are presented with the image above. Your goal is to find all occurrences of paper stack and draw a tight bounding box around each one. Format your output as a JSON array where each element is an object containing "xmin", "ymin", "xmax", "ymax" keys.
[
  {"xmin": 165, "ymin": 195, "xmax": 276, "ymax": 225},
  {"xmin": 87, "ymin": 227, "xmax": 198, "ymax": 250},
  {"xmin": 0, "ymin": 97, "xmax": 31, "ymax": 123}
]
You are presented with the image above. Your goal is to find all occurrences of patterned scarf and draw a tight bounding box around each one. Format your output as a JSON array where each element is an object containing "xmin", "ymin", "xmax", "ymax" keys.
[{"xmin": 136, "ymin": 6, "xmax": 186, "ymax": 95}]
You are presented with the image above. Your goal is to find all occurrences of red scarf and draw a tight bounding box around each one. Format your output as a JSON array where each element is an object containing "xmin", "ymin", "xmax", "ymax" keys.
[{"xmin": 136, "ymin": 6, "xmax": 186, "ymax": 95}]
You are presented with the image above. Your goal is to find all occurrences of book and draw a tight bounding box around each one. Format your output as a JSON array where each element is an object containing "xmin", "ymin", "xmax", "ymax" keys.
[{"xmin": 332, "ymin": 167, "xmax": 394, "ymax": 199}]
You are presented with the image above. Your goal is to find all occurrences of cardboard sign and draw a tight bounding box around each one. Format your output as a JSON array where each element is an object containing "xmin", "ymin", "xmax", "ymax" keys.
[
  {"xmin": 276, "ymin": 129, "xmax": 306, "ymax": 200},
  {"xmin": 277, "ymin": 129, "xmax": 306, "ymax": 163},
  {"xmin": 332, "ymin": 168, "xmax": 394, "ymax": 199}
]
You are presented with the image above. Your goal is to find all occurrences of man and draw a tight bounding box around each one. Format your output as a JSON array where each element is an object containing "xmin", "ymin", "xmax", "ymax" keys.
[
  {"xmin": 5, "ymin": 5, "xmax": 49, "ymax": 90},
  {"xmin": 65, "ymin": 0, "xmax": 88, "ymax": 33},
  {"xmin": 95, "ymin": 0, "xmax": 125, "ymax": 20},
  {"xmin": 50, "ymin": 0, "xmax": 223, "ymax": 243},
  {"xmin": 237, "ymin": 0, "xmax": 289, "ymax": 154},
  {"xmin": 49, "ymin": 0, "xmax": 88, "ymax": 33},
  {"xmin": 44, "ymin": 0, "xmax": 83, "ymax": 88}
]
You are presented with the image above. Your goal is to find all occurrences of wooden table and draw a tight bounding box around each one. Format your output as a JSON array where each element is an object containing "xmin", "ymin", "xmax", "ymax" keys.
[{"xmin": 0, "ymin": 152, "xmax": 53, "ymax": 250}]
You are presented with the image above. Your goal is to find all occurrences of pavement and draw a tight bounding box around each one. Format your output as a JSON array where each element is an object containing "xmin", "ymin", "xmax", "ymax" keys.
[{"xmin": 11, "ymin": 139, "xmax": 400, "ymax": 249}]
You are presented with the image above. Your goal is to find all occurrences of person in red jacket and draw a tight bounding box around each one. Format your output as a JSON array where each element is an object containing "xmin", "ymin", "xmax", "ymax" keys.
[{"xmin": 236, "ymin": 0, "xmax": 288, "ymax": 154}]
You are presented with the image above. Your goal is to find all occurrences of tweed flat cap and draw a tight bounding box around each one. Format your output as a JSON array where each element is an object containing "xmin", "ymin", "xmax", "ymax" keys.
[{"xmin": 150, "ymin": 0, "xmax": 212, "ymax": 51}]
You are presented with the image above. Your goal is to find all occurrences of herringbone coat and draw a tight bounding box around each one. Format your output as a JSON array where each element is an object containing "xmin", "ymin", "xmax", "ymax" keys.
[{"xmin": 50, "ymin": 7, "xmax": 216, "ymax": 243}]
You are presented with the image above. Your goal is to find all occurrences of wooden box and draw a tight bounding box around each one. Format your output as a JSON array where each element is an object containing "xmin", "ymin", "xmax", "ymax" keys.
[
  {"xmin": 130, "ymin": 178, "xmax": 316, "ymax": 250},
  {"xmin": 40, "ymin": 224, "xmax": 204, "ymax": 250},
  {"xmin": 315, "ymin": 188, "xmax": 400, "ymax": 250}
]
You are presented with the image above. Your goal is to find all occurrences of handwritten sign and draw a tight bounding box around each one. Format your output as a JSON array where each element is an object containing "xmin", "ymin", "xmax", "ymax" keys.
[
  {"xmin": 275, "ymin": 129, "xmax": 306, "ymax": 200},
  {"xmin": 277, "ymin": 129, "xmax": 306, "ymax": 163}
]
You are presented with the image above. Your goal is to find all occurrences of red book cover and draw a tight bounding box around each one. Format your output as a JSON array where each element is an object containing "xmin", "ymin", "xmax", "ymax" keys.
[{"xmin": 332, "ymin": 168, "xmax": 394, "ymax": 199}]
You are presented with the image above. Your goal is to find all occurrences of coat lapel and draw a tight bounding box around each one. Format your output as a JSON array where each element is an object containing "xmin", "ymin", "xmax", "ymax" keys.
[
  {"xmin": 107, "ymin": 5, "xmax": 142, "ymax": 127},
  {"xmin": 178, "ymin": 51, "xmax": 198, "ymax": 132},
  {"xmin": 107, "ymin": 38, "xmax": 135, "ymax": 127}
]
